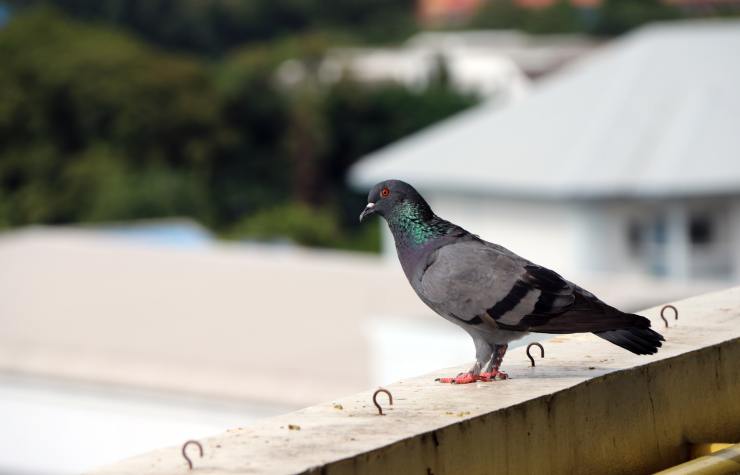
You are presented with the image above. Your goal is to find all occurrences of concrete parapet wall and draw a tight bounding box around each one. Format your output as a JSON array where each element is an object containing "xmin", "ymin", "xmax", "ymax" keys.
[{"xmin": 91, "ymin": 287, "xmax": 740, "ymax": 475}]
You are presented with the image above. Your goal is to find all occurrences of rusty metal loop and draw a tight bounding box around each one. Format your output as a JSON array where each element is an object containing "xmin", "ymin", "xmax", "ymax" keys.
[
  {"xmin": 660, "ymin": 305, "xmax": 678, "ymax": 328},
  {"xmin": 526, "ymin": 342, "xmax": 545, "ymax": 367},
  {"xmin": 181, "ymin": 440, "xmax": 203, "ymax": 470},
  {"xmin": 372, "ymin": 388, "xmax": 393, "ymax": 416}
]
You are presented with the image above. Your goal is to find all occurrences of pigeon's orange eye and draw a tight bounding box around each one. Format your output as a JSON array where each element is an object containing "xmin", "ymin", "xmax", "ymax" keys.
[{"xmin": 380, "ymin": 187, "xmax": 390, "ymax": 198}]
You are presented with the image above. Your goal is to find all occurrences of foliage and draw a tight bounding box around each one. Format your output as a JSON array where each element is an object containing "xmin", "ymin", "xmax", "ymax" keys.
[
  {"xmin": 5, "ymin": 0, "xmax": 417, "ymax": 54},
  {"xmin": 228, "ymin": 202, "xmax": 340, "ymax": 247},
  {"xmin": 0, "ymin": 8, "xmax": 478, "ymax": 252},
  {"xmin": 227, "ymin": 201, "xmax": 380, "ymax": 252},
  {"xmin": 472, "ymin": 0, "xmax": 582, "ymax": 34},
  {"xmin": 322, "ymin": 78, "xmax": 477, "ymax": 226},
  {"xmin": 592, "ymin": 0, "xmax": 682, "ymax": 36},
  {"xmin": 0, "ymin": 8, "xmax": 219, "ymax": 225}
]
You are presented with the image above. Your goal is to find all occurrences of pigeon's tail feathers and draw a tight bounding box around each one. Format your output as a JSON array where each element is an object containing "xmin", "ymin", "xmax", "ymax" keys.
[
  {"xmin": 517, "ymin": 290, "xmax": 656, "ymax": 334},
  {"xmin": 594, "ymin": 325, "xmax": 665, "ymax": 355}
]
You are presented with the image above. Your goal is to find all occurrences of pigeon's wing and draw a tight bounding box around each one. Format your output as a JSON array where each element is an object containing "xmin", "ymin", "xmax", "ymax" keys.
[
  {"xmin": 511, "ymin": 262, "xmax": 664, "ymax": 354},
  {"xmin": 418, "ymin": 240, "xmax": 555, "ymax": 331},
  {"xmin": 419, "ymin": 240, "xmax": 647, "ymax": 333}
]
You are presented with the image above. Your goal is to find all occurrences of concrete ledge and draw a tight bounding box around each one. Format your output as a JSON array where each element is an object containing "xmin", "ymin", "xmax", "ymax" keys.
[{"xmin": 91, "ymin": 287, "xmax": 740, "ymax": 475}]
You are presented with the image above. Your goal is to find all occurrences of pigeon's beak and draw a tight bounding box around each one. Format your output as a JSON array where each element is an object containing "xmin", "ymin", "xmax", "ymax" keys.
[{"xmin": 359, "ymin": 202, "xmax": 376, "ymax": 222}]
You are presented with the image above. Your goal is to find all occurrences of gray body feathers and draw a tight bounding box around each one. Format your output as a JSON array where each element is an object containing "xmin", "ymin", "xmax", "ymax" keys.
[{"xmin": 408, "ymin": 237, "xmax": 663, "ymax": 354}]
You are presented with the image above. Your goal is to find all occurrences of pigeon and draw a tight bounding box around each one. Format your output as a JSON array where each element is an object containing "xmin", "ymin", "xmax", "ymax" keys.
[{"xmin": 359, "ymin": 180, "xmax": 664, "ymax": 384}]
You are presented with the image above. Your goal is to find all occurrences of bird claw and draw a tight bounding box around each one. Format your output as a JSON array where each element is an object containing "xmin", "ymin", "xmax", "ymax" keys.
[
  {"xmin": 435, "ymin": 372, "xmax": 478, "ymax": 384},
  {"xmin": 435, "ymin": 369, "xmax": 509, "ymax": 384},
  {"xmin": 479, "ymin": 370, "xmax": 509, "ymax": 381}
]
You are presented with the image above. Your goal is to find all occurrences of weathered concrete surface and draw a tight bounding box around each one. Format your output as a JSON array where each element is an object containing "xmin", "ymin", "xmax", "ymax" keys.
[{"xmin": 90, "ymin": 287, "xmax": 740, "ymax": 475}]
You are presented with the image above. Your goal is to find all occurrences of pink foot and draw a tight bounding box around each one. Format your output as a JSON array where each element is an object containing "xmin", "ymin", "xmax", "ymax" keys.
[
  {"xmin": 479, "ymin": 370, "xmax": 509, "ymax": 381},
  {"xmin": 435, "ymin": 373, "xmax": 479, "ymax": 384}
]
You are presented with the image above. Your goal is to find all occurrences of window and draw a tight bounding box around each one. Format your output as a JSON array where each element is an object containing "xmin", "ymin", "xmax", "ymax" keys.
[
  {"xmin": 627, "ymin": 219, "xmax": 643, "ymax": 256},
  {"xmin": 689, "ymin": 215, "xmax": 713, "ymax": 246}
]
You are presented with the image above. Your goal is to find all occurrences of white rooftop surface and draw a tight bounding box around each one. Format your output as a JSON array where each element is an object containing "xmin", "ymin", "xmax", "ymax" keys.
[
  {"xmin": 350, "ymin": 21, "xmax": 740, "ymax": 199},
  {"xmin": 0, "ymin": 228, "xmax": 429, "ymax": 408}
]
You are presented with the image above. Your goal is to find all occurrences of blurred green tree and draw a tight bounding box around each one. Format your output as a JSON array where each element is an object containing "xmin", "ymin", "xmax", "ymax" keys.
[
  {"xmin": 593, "ymin": 0, "xmax": 682, "ymax": 36},
  {"xmin": 472, "ymin": 0, "xmax": 581, "ymax": 33},
  {"xmin": 0, "ymin": 7, "xmax": 479, "ymax": 252},
  {"xmin": 217, "ymin": 39, "xmax": 478, "ymax": 237},
  {"xmin": 0, "ymin": 8, "xmax": 220, "ymax": 224},
  {"xmin": 472, "ymin": 0, "xmax": 542, "ymax": 31},
  {"xmin": 6, "ymin": 0, "xmax": 417, "ymax": 54},
  {"xmin": 228, "ymin": 202, "xmax": 339, "ymax": 248},
  {"xmin": 322, "ymin": 75, "xmax": 478, "ymax": 229}
]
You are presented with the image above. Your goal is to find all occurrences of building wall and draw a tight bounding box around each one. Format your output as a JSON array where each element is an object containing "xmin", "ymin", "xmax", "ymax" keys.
[{"xmin": 575, "ymin": 197, "xmax": 739, "ymax": 281}]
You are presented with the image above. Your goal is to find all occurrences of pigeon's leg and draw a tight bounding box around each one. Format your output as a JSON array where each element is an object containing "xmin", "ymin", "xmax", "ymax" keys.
[
  {"xmin": 479, "ymin": 344, "xmax": 509, "ymax": 381},
  {"xmin": 436, "ymin": 338, "xmax": 492, "ymax": 384}
]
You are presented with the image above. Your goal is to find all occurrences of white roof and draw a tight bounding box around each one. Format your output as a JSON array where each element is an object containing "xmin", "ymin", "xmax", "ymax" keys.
[
  {"xmin": 350, "ymin": 21, "xmax": 740, "ymax": 199},
  {"xmin": 0, "ymin": 228, "xmax": 425, "ymax": 408}
]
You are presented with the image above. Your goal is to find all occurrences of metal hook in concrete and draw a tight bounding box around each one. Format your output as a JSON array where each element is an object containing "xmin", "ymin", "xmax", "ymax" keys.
[
  {"xmin": 526, "ymin": 342, "xmax": 545, "ymax": 367},
  {"xmin": 373, "ymin": 388, "xmax": 393, "ymax": 416},
  {"xmin": 182, "ymin": 440, "xmax": 203, "ymax": 470},
  {"xmin": 661, "ymin": 305, "xmax": 678, "ymax": 328}
]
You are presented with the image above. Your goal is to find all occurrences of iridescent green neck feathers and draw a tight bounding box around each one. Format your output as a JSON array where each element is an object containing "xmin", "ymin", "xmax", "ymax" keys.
[{"xmin": 387, "ymin": 201, "xmax": 448, "ymax": 247}]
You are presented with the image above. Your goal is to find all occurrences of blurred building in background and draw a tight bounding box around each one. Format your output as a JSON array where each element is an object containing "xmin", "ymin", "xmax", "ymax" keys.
[
  {"xmin": 418, "ymin": 0, "xmax": 485, "ymax": 26},
  {"xmin": 320, "ymin": 30, "xmax": 597, "ymax": 99},
  {"xmin": 320, "ymin": 40, "xmax": 529, "ymax": 100},
  {"xmin": 418, "ymin": 0, "xmax": 602, "ymax": 26},
  {"xmin": 517, "ymin": 0, "xmax": 602, "ymax": 6},
  {"xmin": 406, "ymin": 30, "xmax": 598, "ymax": 79},
  {"xmin": 351, "ymin": 20, "xmax": 740, "ymax": 283}
]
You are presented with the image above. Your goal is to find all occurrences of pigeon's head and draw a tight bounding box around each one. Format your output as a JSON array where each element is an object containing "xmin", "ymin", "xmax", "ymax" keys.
[{"xmin": 359, "ymin": 180, "xmax": 430, "ymax": 222}]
